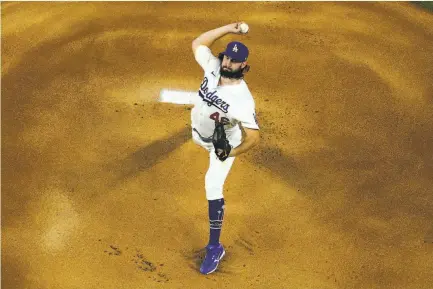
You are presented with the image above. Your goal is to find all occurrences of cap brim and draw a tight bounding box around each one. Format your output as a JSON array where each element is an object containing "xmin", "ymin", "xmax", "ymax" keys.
[{"xmin": 222, "ymin": 51, "xmax": 247, "ymax": 62}]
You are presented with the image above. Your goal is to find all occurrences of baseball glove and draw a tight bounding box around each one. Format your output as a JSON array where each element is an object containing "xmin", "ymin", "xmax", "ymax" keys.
[{"xmin": 212, "ymin": 121, "xmax": 232, "ymax": 161}]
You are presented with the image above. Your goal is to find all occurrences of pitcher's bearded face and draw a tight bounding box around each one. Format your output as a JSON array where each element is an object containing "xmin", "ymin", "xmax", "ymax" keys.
[
  {"xmin": 220, "ymin": 65, "xmax": 244, "ymax": 79},
  {"xmin": 220, "ymin": 55, "xmax": 245, "ymax": 79}
]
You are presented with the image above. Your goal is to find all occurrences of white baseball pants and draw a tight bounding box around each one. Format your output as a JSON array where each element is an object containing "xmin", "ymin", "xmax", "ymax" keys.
[{"xmin": 192, "ymin": 128, "xmax": 242, "ymax": 200}]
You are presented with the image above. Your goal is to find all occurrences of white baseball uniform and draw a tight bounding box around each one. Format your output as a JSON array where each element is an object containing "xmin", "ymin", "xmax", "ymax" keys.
[{"xmin": 192, "ymin": 45, "xmax": 259, "ymax": 200}]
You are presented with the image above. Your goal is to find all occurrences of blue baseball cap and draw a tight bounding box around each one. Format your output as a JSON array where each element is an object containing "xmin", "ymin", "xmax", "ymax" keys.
[{"xmin": 221, "ymin": 41, "xmax": 249, "ymax": 62}]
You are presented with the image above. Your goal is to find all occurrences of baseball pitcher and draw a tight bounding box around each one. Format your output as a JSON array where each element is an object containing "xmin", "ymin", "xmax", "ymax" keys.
[{"xmin": 190, "ymin": 22, "xmax": 260, "ymax": 275}]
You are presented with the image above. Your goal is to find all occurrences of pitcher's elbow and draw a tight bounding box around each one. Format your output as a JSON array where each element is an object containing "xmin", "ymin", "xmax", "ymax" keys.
[{"xmin": 192, "ymin": 39, "xmax": 200, "ymax": 52}]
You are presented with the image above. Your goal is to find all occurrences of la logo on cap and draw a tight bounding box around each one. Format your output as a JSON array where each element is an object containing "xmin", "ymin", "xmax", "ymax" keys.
[{"xmin": 232, "ymin": 44, "xmax": 238, "ymax": 53}]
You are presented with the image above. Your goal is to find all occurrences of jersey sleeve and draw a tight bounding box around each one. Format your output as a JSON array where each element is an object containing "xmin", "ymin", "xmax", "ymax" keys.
[
  {"xmin": 234, "ymin": 103, "xmax": 260, "ymax": 130},
  {"xmin": 194, "ymin": 45, "xmax": 220, "ymax": 71}
]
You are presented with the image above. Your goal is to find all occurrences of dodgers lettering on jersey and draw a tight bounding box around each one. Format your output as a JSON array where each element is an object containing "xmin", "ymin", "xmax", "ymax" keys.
[
  {"xmin": 199, "ymin": 77, "xmax": 230, "ymax": 113},
  {"xmin": 192, "ymin": 45, "xmax": 259, "ymax": 138}
]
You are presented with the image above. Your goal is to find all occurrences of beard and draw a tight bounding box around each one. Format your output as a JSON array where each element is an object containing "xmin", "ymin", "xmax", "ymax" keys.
[{"xmin": 220, "ymin": 65, "xmax": 244, "ymax": 79}]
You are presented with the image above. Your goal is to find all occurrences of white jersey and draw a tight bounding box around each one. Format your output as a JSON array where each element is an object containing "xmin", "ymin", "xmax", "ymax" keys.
[{"xmin": 191, "ymin": 45, "xmax": 259, "ymax": 139}]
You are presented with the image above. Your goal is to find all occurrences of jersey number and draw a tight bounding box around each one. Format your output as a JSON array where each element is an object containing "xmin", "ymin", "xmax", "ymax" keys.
[{"xmin": 209, "ymin": 112, "xmax": 229, "ymax": 124}]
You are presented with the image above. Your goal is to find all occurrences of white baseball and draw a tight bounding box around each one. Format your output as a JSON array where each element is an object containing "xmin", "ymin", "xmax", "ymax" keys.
[{"xmin": 240, "ymin": 23, "xmax": 249, "ymax": 34}]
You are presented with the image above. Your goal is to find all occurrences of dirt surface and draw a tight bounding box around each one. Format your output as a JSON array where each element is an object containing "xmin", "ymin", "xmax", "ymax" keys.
[{"xmin": 2, "ymin": 2, "xmax": 433, "ymax": 289}]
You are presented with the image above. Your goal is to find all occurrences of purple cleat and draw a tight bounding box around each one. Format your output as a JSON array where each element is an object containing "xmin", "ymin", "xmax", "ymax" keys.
[{"xmin": 200, "ymin": 243, "xmax": 225, "ymax": 275}]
